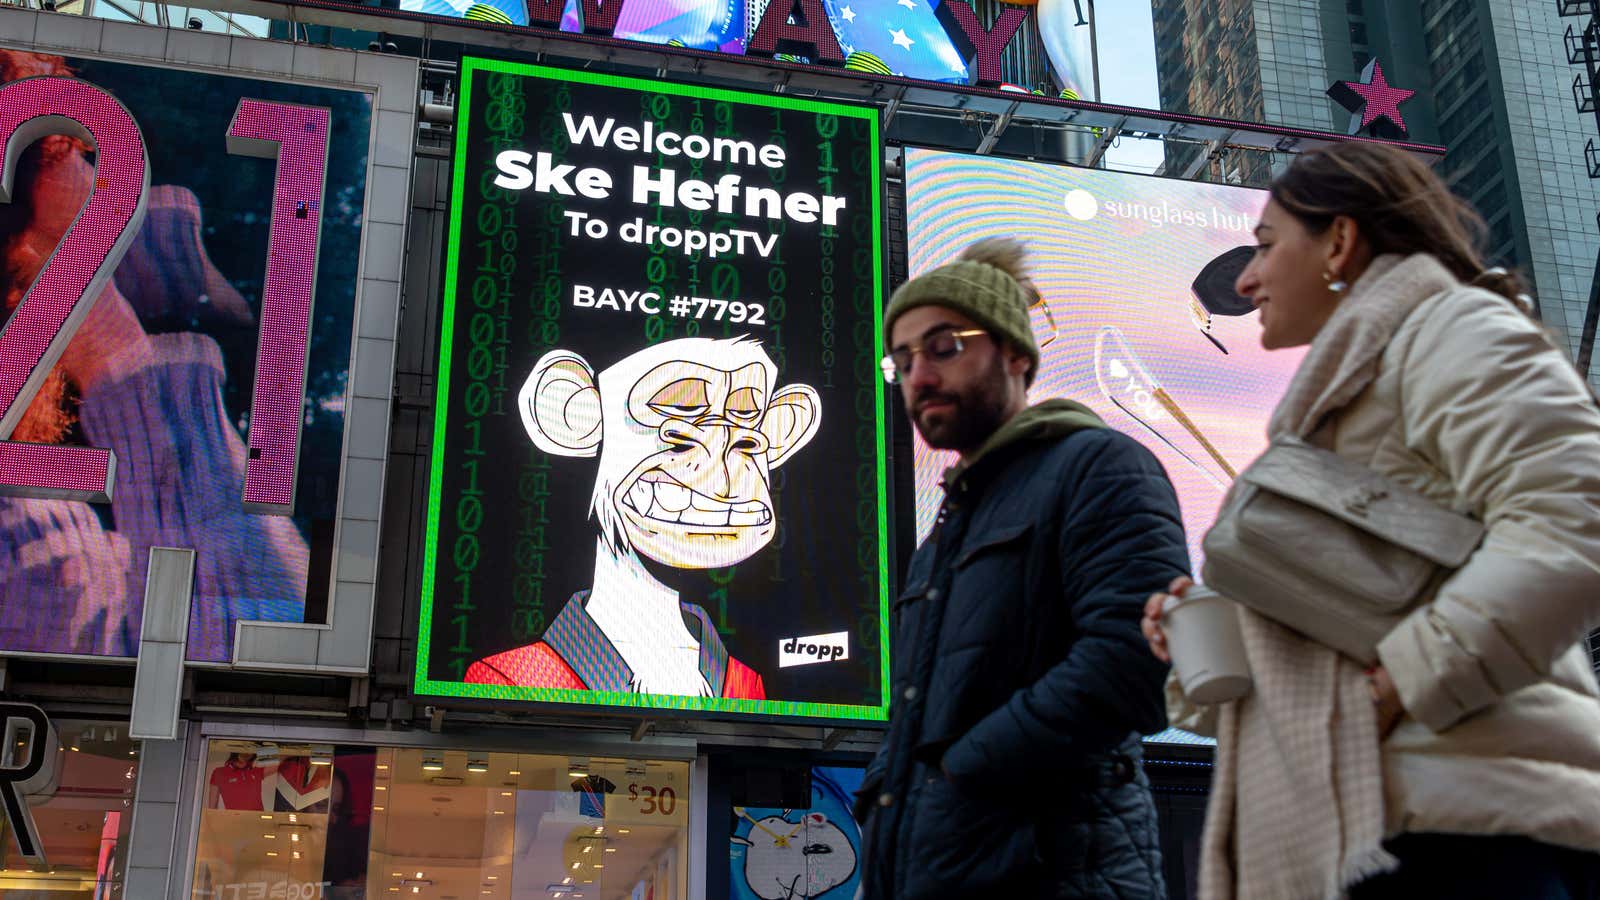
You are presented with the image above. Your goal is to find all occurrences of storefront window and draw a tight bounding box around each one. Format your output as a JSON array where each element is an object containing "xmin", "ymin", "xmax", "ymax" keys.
[
  {"xmin": 192, "ymin": 740, "xmax": 363, "ymax": 899},
  {"xmin": 192, "ymin": 742, "xmax": 689, "ymax": 900},
  {"xmin": 0, "ymin": 718, "xmax": 138, "ymax": 898}
]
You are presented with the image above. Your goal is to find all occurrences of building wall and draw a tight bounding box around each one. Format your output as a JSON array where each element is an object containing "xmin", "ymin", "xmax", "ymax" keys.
[
  {"xmin": 1152, "ymin": 0, "xmax": 1337, "ymax": 179},
  {"xmin": 1154, "ymin": 0, "xmax": 1265, "ymax": 123},
  {"xmin": 1151, "ymin": 0, "xmax": 1344, "ymax": 133},
  {"xmin": 1420, "ymin": 0, "xmax": 1528, "ymax": 280},
  {"xmin": 1254, "ymin": 0, "xmax": 1337, "ymax": 130},
  {"xmin": 1486, "ymin": 0, "xmax": 1600, "ymax": 376},
  {"xmin": 1152, "ymin": 0, "xmax": 1271, "ymax": 179},
  {"xmin": 1152, "ymin": 0, "xmax": 1600, "ymax": 382}
]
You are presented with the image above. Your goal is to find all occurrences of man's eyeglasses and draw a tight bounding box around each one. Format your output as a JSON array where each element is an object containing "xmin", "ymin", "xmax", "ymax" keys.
[
  {"xmin": 880, "ymin": 329, "xmax": 989, "ymax": 384},
  {"xmin": 1033, "ymin": 298, "xmax": 1059, "ymax": 349}
]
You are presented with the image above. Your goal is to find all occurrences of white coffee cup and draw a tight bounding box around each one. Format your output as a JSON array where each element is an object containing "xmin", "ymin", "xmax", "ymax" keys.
[{"xmin": 1162, "ymin": 584, "xmax": 1252, "ymax": 704}]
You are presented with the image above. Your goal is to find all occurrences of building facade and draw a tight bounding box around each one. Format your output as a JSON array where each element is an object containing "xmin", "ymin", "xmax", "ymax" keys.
[
  {"xmin": 1152, "ymin": 0, "xmax": 1600, "ymax": 386},
  {"xmin": 0, "ymin": 2, "xmax": 1449, "ymax": 898}
]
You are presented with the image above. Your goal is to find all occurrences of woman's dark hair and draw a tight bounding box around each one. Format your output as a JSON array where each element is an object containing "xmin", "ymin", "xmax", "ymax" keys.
[{"xmin": 1270, "ymin": 141, "xmax": 1530, "ymax": 309}]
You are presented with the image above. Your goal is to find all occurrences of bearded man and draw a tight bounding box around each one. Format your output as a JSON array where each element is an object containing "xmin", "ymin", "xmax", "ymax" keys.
[{"xmin": 856, "ymin": 238, "xmax": 1189, "ymax": 899}]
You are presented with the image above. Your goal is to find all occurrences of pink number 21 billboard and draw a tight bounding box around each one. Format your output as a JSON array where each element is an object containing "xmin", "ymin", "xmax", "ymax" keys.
[{"xmin": 0, "ymin": 49, "xmax": 374, "ymax": 662}]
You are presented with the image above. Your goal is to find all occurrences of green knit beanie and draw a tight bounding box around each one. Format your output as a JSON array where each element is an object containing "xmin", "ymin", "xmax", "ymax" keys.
[{"xmin": 884, "ymin": 259, "xmax": 1041, "ymax": 385}]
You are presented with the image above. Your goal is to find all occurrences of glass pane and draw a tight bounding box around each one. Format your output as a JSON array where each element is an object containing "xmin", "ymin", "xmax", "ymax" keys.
[
  {"xmin": 193, "ymin": 740, "xmax": 374, "ymax": 899},
  {"xmin": 0, "ymin": 719, "xmax": 138, "ymax": 898},
  {"xmin": 370, "ymin": 750, "xmax": 689, "ymax": 900},
  {"xmin": 731, "ymin": 766, "xmax": 865, "ymax": 900},
  {"xmin": 193, "ymin": 743, "xmax": 690, "ymax": 900}
]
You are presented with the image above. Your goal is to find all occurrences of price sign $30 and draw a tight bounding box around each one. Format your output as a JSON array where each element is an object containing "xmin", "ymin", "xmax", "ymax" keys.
[{"xmin": 611, "ymin": 779, "xmax": 685, "ymax": 826}]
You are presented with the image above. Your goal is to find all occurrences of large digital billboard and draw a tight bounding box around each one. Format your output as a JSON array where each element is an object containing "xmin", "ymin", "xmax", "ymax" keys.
[
  {"xmin": 256, "ymin": 0, "xmax": 1096, "ymax": 97},
  {"xmin": 415, "ymin": 58, "xmax": 889, "ymax": 721},
  {"xmin": 0, "ymin": 49, "xmax": 376, "ymax": 663},
  {"xmin": 902, "ymin": 147, "xmax": 1302, "ymax": 569}
]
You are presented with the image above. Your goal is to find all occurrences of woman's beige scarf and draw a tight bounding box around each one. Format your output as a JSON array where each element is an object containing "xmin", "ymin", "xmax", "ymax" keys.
[{"xmin": 1198, "ymin": 253, "xmax": 1458, "ymax": 900}]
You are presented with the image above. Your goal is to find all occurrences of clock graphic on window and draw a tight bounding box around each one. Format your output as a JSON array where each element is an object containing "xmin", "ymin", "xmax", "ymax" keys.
[{"xmin": 731, "ymin": 767, "xmax": 863, "ymax": 899}]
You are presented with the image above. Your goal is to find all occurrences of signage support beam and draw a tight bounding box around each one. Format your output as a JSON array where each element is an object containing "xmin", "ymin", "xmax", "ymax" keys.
[
  {"xmin": 1181, "ymin": 134, "xmax": 1235, "ymax": 181},
  {"xmin": 975, "ymin": 101, "xmax": 1019, "ymax": 156},
  {"xmin": 1083, "ymin": 115, "xmax": 1125, "ymax": 168}
]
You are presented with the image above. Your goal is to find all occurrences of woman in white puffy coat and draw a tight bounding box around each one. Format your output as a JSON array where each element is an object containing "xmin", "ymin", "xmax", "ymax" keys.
[{"xmin": 1142, "ymin": 141, "xmax": 1600, "ymax": 900}]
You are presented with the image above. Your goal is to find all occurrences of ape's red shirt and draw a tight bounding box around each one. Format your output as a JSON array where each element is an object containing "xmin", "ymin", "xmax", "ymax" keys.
[{"xmin": 464, "ymin": 591, "xmax": 766, "ymax": 700}]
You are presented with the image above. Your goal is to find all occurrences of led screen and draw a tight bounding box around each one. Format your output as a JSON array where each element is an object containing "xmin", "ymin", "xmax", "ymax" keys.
[
  {"xmin": 415, "ymin": 58, "xmax": 889, "ymax": 721},
  {"xmin": 902, "ymin": 147, "xmax": 1302, "ymax": 573},
  {"xmin": 379, "ymin": 0, "xmax": 1096, "ymax": 96},
  {"xmin": 0, "ymin": 50, "xmax": 371, "ymax": 662},
  {"xmin": 399, "ymin": 0, "xmax": 969, "ymax": 82}
]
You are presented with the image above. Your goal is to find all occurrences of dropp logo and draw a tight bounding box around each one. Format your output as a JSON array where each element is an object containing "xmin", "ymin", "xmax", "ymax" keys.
[{"xmin": 778, "ymin": 631, "xmax": 849, "ymax": 667}]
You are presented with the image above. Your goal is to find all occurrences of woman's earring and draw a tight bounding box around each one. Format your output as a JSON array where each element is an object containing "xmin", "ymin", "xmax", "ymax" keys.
[{"xmin": 1323, "ymin": 271, "xmax": 1348, "ymax": 294}]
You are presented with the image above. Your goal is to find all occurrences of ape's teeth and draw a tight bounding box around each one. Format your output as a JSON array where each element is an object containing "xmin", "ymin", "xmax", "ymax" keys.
[
  {"xmin": 680, "ymin": 506, "xmax": 729, "ymax": 526},
  {"xmin": 654, "ymin": 481, "xmax": 691, "ymax": 512},
  {"xmin": 630, "ymin": 477, "xmax": 771, "ymax": 527},
  {"xmin": 627, "ymin": 480, "xmax": 652, "ymax": 512},
  {"xmin": 691, "ymin": 489, "xmax": 728, "ymax": 512}
]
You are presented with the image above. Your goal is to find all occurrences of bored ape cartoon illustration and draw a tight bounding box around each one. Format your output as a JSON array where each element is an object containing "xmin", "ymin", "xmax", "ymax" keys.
[{"xmin": 464, "ymin": 337, "xmax": 821, "ymax": 698}]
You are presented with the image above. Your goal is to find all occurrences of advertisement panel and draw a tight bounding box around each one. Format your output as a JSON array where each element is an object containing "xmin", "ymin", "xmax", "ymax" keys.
[
  {"xmin": 0, "ymin": 49, "xmax": 374, "ymax": 662},
  {"xmin": 902, "ymin": 147, "xmax": 1300, "ymax": 569},
  {"xmin": 257, "ymin": 0, "xmax": 1096, "ymax": 96},
  {"xmin": 415, "ymin": 58, "xmax": 889, "ymax": 721}
]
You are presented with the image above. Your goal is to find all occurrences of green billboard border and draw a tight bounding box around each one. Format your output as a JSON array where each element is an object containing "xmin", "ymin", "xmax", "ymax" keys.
[{"xmin": 415, "ymin": 56, "xmax": 890, "ymax": 722}]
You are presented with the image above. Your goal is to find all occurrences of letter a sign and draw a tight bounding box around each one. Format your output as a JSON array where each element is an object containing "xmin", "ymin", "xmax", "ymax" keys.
[{"xmin": 0, "ymin": 703, "xmax": 55, "ymax": 864}]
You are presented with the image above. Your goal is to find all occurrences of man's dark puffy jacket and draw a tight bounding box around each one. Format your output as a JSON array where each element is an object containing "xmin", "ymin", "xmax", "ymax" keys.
[{"xmin": 858, "ymin": 400, "xmax": 1189, "ymax": 899}]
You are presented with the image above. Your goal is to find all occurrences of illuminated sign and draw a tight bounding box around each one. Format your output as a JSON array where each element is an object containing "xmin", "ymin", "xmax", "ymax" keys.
[
  {"xmin": 0, "ymin": 702, "xmax": 55, "ymax": 864},
  {"xmin": 0, "ymin": 49, "xmax": 374, "ymax": 662},
  {"xmin": 902, "ymin": 148, "xmax": 1301, "ymax": 567},
  {"xmin": 1328, "ymin": 58, "xmax": 1416, "ymax": 140},
  {"xmin": 415, "ymin": 57, "xmax": 889, "ymax": 721},
  {"xmin": 0, "ymin": 76, "xmax": 144, "ymax": 504},
  {"xmin": 264, "ymin": 0, "xmax": 1094, "ymax": 95}
]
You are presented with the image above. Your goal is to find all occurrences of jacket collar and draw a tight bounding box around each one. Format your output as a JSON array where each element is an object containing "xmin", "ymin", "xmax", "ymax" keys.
[
  {"xmin": 1268, "ymin": 253, "xmax": 1459, "ymax": 439},
  {"xmin": 940, "ymin": 399, "xmax": 1105, "ymax": 495},
  {"xmin": 543, "ymin": 591, "xmax": 730, "ymax": 695}
]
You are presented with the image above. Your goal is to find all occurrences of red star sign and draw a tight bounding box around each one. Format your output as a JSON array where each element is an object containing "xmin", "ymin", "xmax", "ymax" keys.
[{"xmin": 1327, "ymin": 59, "xmax": 1416, "ymax": 136}]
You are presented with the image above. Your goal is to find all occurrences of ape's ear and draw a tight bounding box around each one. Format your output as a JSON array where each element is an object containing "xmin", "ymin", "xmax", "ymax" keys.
[
  {"xmin": 761, "ymin": 384, "xmax": 820, "ymax": 469},
  {"xmin": 518, "ymin": 350, "xmax": 601, "ymax": 457}
]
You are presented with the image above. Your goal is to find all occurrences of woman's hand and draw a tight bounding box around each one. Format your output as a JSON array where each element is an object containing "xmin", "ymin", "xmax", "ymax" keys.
[
  {"xmin": 1368, "ymin": 665, "xmax": 1404, "ymax": 738},
  {"xmin": 1142, "ymin": 575, "xmax": 1193, "ymax": 664}
]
